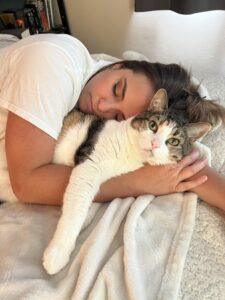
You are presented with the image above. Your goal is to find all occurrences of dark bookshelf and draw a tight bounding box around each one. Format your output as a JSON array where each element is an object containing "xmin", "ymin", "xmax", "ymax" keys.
[
  {"xmin": 56, "ymin": 0, "xmax": 70, "ymax": 34},
  {"xmin": 0, "ymin": 0, "xmax": 70, "ymax": 38}
]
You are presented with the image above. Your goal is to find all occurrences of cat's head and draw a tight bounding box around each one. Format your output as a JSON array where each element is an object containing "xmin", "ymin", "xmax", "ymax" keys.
[{"xmin": 131, "ymin": 89, "xmax": 211, "ymax": 164}]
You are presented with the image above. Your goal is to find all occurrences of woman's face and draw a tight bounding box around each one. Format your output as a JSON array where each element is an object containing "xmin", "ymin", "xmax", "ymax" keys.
[{"xmin": 77, "ymin": 66, "xmax": 155, "ymax": 120}]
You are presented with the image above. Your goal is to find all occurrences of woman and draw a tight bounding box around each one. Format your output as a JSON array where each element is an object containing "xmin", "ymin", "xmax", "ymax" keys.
[{"xmin": 0, "ymin": 34, "xmax": 224, "ymax": 210}]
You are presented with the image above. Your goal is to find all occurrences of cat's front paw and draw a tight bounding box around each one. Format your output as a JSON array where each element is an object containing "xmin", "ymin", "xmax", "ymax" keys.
[{"xmin": 43, "ymin": 242, "xmax": 71, "ymax": 275}]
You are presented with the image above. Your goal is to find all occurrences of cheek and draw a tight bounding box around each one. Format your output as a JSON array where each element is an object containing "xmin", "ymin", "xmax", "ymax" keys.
[
  {"xmin": 169, "ymin": 146, "xmax": 185, "ymax": 161},
  {"xmin": 153, "ymin": 144, "xmax": 170, "ymax": 158},
  {"xmin": 138, "ymin": 132, "xmax": 154, "ymax": 149}
]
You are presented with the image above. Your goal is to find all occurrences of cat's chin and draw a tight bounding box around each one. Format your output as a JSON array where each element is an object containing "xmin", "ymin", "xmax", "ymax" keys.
[{"xmin": 140, "ymin": 148, "xmax": 153, "ymax": 157}]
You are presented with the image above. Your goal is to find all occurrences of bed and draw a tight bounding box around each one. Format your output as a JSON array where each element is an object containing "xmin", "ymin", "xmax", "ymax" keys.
[{"xmin": 0, "ymin": 32, "xmax": 225, "ymax": 300}]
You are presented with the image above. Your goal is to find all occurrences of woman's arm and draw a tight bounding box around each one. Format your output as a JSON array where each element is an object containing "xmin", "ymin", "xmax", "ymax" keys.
[
  {"xmin": 6, "ymin": 112, "xmax": 209, "ymax": 206},
  {"xmin": 190, "ymin": 166, "xmax": 225, "ymax": 211},
  {"xmin": 5, "ymin": 112, "xmax": 72, "ymax": 205},
  {"xmin": 95, "ymin": 151, "xmax": 208, "ymax": 202}
]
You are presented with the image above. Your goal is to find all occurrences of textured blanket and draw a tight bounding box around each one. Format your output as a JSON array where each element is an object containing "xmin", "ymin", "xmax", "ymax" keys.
[{"xmin": 0, "ymin": 193, "xmax": 196, "ymax": 300}]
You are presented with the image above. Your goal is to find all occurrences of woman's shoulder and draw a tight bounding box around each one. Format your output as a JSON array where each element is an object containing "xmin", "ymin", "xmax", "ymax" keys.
[
  {"xmin": 6, "ymin": 34, "xmax": 90, "ymax": 63},
  {"xmin": 10, "ymin": 34, "xmax": 84, "ymax": 49}
]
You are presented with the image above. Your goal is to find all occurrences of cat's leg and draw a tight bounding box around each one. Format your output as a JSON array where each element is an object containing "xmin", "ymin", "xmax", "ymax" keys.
[{"xmin": 43, "ymin": 162, "xmax": 103, "ymax": 275}]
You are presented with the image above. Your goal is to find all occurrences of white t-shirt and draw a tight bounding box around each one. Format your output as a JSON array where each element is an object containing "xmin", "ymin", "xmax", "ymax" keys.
[{"xmin": 0, "ymin": 34, "xmax": 111, "ymax": 140}]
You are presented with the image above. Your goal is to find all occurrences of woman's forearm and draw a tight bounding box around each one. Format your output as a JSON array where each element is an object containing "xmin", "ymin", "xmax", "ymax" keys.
[
  {"xmin": 16, "ymin": 164, "xmax": 149, "ymax": 205},
  {"xmin": 95, "ymin": 167, "xmax": 150, "ymax": 202},
  {"xmin": 17, "ymin": 164, "xmax": 141, "ymax": 205},
  {"xmin": 191, "ymin": 166, "xmax": 225, "ymax": 211},
  {"xmin": 95, "ymin": 154, "xmax": 209, "ymax": 203},
  {"xmin": 15, "ymin": 155, "xmax": 211, "ymax": 206},
  {"xmin": 14, "ymin": 164, "xmax": 72, "ymax": 205}
]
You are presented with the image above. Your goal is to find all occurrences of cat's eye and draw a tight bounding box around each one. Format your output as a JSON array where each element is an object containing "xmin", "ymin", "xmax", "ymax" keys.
[
  {"xmin": 149, "ymin": 121, "xmax": 158, "ymax": 132},
  {"xmin": 167, "ymin": 138, "xmax": 180, "ymax": 146}
]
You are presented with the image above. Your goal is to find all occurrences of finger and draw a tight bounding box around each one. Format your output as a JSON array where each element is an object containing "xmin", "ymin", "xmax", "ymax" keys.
[
  {"xmin": 175, "ymin": 175, "xmax": 208, "ymax": 193},
  {"xmin": 178, "ymin": 157, "xmax": 208, "ymax": 182},
  {"xmin": 178, "ymin": 149, "xmax": 200, "ymax": 169}
]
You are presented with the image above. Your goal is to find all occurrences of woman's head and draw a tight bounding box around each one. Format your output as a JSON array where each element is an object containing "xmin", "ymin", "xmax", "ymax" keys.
[{"xmin": 77, "ymin": 60, "xmax": 192, "ymax": 120}]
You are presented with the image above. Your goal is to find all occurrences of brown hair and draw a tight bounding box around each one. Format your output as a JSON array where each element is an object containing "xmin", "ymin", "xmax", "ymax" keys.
[
  {"xmin": 94, "ymin": 60, "xmax": 225, "ymax": 127},
  {"xmin": 94, "ymin": 60, "xmax": 191, "ymax": 98}
]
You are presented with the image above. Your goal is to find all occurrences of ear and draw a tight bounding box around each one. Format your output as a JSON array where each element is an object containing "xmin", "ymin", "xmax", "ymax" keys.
[
  {"xmin": 185, "ymin": 122, "xmax": 212, "ymax": 143},
  {"xmin": 148, "ymin": 89, "xmax": 168, "ymax": 113}
]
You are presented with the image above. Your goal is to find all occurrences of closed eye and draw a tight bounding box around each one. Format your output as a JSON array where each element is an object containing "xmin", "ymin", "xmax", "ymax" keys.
[
  {"xmin": 113, "ymin": 81, "xmax": 120, "ymax": 97},
  {"xmin": 113, "ymin": 79, "xmax": 127, "ymax": 100}
]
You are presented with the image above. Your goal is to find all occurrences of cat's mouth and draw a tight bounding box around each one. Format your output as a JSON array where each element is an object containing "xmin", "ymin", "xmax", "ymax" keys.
[{"xmin": 141, "ymin": 148, "xmax": 154, "ymax": 157}]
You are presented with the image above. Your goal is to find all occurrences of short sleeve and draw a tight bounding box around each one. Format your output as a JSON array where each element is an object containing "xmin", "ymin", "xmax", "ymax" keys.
[{"xmin": 0, "ymin": 42, "xmax": 82, "ymax": 139}]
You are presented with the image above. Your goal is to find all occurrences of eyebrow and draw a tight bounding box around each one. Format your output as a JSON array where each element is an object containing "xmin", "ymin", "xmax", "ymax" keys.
[{"xmin": 122, "ymin": 79, "xmax": 127, "ymax": 100}]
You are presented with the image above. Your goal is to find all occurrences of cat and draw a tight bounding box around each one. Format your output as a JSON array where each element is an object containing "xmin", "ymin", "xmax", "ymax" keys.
[{"xmin": 42, "ymin": 89, "xmax": 212, "ymax": 275}]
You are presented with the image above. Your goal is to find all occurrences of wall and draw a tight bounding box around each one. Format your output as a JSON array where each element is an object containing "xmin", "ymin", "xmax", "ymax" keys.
[
  {"xmin": 64, "ymin": 0, "xmax": 225, "ymax": 75},
  {"xmin": 125, "ymin": 10, "xmax": 225, "ymax": 75},
  {"xmin": 64, "ymin": 0, "xmax": 133, "ymax": 57}
]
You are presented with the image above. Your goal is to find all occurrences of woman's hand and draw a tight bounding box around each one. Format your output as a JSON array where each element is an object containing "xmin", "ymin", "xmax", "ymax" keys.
[
  {"xmin": 95, "ymin": 149, "xmax": 208, "ymax": 202},
  {"xmin": 147, "ymin": 149, "xmax": 208, "ymax": 195}
]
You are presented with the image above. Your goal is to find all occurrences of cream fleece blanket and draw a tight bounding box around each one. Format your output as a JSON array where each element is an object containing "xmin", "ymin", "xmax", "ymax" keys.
[{"xmin": 0, "ymin": 192, "xmax": 197, "ymax": 300}]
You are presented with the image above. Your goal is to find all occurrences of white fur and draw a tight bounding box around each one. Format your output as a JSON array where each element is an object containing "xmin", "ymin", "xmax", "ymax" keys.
[{"xmin": 54, "ymin": 119, "xmax": 91, "ymax": 166}]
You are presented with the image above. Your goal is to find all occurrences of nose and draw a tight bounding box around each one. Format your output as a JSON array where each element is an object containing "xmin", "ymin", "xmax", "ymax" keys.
[
  {"xmin": 98, "ymin": 98, "xmax": 119, "ymax": 113},
  {"xmin": 151, "ymin": 138, "xmax": 160, "ymax": 149}
]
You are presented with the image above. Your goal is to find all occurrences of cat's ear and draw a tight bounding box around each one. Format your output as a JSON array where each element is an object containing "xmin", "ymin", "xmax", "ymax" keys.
[
  {"xmin": 148, "ymin": 89, "xmax": 168, "ymax": 113},
  {"xmin": 185, "ymin": 122, "xmax": 212, "ymax": 143}
]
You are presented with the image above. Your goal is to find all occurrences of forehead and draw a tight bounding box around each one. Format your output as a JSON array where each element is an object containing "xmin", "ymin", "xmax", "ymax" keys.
[
  {"xmin": 158, "ymin": 121, "xmax": 176, "ymax": 136},
  {"xmin": 150, "ymin": 115, "xmax": 179, "ymax": 134},
  {"xmin": 121, "ymin": 70, "xmax": 155, "ymax": 118}
]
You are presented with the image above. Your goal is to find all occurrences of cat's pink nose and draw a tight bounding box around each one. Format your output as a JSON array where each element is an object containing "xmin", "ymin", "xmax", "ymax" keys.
[{"xmin": 151, "ymin": 139, "xmax": 160, "ymax": 149}]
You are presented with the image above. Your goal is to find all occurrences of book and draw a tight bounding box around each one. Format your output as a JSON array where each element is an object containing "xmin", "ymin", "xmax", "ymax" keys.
[
  {"xmin": 25, "ymin": 8, "xmax": 39, "ymax": 34},
  {"xmin": 44, "ymin": 0, "xmax": 54, "ymax": 28},
  {"xmin": 25, "ymin": 0, "xmax": 50, "ymax": 31},
  {"xmin": 25, "ymin": 4, "xmax": 43, "ymax": 32}
]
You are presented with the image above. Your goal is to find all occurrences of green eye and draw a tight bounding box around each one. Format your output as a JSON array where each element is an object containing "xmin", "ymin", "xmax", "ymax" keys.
[
  {"xmin": 149, "ymin": 120, "xmax": 158, "ymax": 132},
  {"xmin": 167, "ymin": 138, "xmax": 180, "ymax": 146}
]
